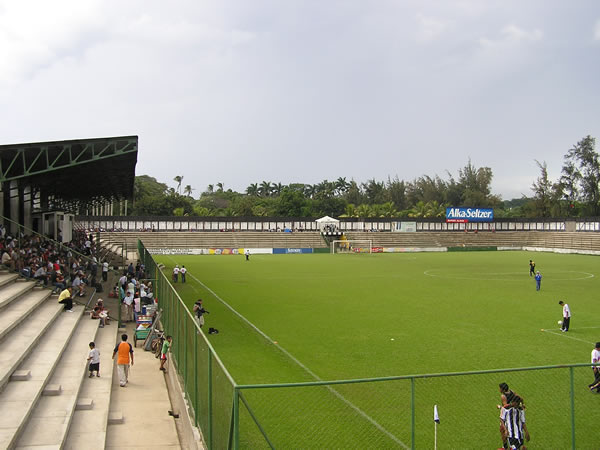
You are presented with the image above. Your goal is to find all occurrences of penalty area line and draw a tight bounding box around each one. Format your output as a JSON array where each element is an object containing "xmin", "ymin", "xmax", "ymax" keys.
[
  {"xmin": 181, "ymin": 269, "xmax": 409, "ymax": 449},
  {"xmin": 541, "ymin": 329, "xmax": 595, "ymax": 345}
]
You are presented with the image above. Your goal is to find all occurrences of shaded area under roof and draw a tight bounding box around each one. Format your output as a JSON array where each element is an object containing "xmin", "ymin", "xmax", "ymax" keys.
[{"xmin": 0, "ymin": 135, "xmax": 138, "ymax": 212}]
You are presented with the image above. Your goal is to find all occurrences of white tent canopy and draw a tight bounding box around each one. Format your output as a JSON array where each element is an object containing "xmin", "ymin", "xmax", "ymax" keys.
[{"xmin": 315, "ymin": 216, "xmax": 339, "ymax": 232}]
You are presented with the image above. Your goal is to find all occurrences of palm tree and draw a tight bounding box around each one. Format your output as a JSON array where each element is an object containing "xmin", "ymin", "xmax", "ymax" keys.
[
  {"xmin": 259, "ymin": 181, "xmax": 272, "ymax": 197},
  {"xmin": 408, "ymin": 201, "xmax": 428, "ymax": 218},
  {"xmin": 206, "ymin": 184, "xmax": 214, "ymax": 194},
  {"xmin": 339, "ymin": 203, "xmax": 356, "ymax": 218},
  {"xmin": 271, "ymin": 182, "xmax": 283, "ymax": 196},
  {"xmin": 356, "ymin": 203, "xmax": 373, "ymax": 218},
  {"xmin": 173, "ymin": 176, "xmax": 183, "ymax": 194},
  {"xmin": 335, "ymin": 177, "xmax": 349, "ymax": 196},
  {"xmin": 216, "ymin": 182, "xmax": 224, "ymax": 193},
  {"xmin": 183, "ymin": 185, "xmax": 194, "ymax": 197},
  {"xmin": 246, "ymin": 183, "xmax": 259, "ymax": 196},
  {"xmin": 379, "ymin": 202, "xmax": 399, "ymax": 218},
  {"xmin": 303, "ymin": 184, "xmax": 316, "ymax": 199}
]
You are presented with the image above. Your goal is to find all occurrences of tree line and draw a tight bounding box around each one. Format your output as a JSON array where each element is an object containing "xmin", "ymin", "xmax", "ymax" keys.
[{"xmin": 130, "ymin": 135, "xmax": 600, "ymax": 219}]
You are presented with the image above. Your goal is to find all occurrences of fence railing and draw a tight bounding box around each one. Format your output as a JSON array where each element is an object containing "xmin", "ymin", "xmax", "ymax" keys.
[
  {"xmin": 138, "ymin": 240, "xmax": 238, "ymax": 449},
  {"xmin": 137, "ymin": 239, "xmax": 598, "ymax": 449}
]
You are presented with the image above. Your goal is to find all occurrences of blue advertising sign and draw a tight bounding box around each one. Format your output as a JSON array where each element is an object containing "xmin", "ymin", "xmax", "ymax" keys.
[
  {"xmin": 446, "ymin": 207, "xmax": 493, "ymax": 223},
  {"xmin": 273, "ymin": 248, "xmax": 313, "ymax": 254}
]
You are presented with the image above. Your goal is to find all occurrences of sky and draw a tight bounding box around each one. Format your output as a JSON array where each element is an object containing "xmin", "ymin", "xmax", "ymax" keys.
[{"xmin": 1, "ymin": 0, "xmax": 599, "ymax": 200}]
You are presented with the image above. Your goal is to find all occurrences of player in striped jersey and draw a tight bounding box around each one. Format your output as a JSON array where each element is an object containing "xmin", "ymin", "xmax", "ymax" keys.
[{"xmin": 499, "ymin": 395, "xmax": 530, "ymax": 449}]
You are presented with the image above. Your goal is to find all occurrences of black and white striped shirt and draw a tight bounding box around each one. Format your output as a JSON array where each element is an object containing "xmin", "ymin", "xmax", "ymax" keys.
[{"xmin": 500, "ymin": 406, "xmax": 526, "ymax": 440}]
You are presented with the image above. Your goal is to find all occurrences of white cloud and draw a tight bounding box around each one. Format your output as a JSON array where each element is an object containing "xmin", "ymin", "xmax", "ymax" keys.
[
  {"xmin": 479, "ymin": 24, "xmax": 542, "ymax": 48},
  {"xmin": 415, "ymin": 13, "xmax": 451, "ymax": 42},
  {"xmin": 0, "ymin": 0, "xmax": 104, "ymax": 84}
]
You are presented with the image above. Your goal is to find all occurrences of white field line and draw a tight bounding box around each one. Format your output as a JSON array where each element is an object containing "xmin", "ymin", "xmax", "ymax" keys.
[
  {"xmin": 541, "ymin": 329, "xmax": 595, "ymax": 345},
  {"xmin": 424, "ymin": 270, "xmax": 595, "ymax": 281},
  {"xmin": 181, "ymin": 269, "xmax": 408, "ymax": 449}
]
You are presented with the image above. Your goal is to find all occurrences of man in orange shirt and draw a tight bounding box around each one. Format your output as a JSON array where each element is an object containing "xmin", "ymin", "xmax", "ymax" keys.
[{"xmin": 112, "ymin": 334, "xmax": 134, "ymax": 387}]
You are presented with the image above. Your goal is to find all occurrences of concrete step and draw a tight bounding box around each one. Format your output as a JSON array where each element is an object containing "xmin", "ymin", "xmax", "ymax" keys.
[
  {"xmin": 64, "ymin": 319, "xmax": 119, "ymax": 450},
  {"xmin": 0, "ymin": 297, "xmax": 63, "ymax": 392},
  {"xmin": 0, "ymin": 289, "xmax": 53, "ymax": 342},
  {"xmin": 0, "ymin": 273, "xmax": 19, "ymax": 289},
  {"xmin": 0, "ymin": 280, "xmax": 36, "ymax": 310},
  {"xmin": 14, "ymin": 316, "xmax": 100, "ymax": 449},
  {"xmin": 0, "ymin": 305, "xmax": 84, "ymax": 450}
]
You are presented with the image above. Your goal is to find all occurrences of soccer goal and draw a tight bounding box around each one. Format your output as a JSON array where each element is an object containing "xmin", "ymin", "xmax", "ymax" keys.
[{"xmin": 331, "ymin": 240, "xmax": 373, "ymax": 254}]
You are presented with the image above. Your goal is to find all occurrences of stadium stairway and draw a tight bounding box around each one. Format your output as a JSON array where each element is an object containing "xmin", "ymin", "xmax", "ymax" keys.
[{"xmin": 0, "ymin": 268, "xmax": 119, "ymax": 449}]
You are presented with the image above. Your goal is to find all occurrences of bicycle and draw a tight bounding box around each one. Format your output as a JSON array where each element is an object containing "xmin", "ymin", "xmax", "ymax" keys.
[{"xmin": 150, "ymin": 329, "xmax": 165, "ymax": 358}]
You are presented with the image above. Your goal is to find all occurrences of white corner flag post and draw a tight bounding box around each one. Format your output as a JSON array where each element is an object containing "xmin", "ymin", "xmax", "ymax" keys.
[{"xmin": 434, "ymin": 404, "xmax": 440, "ymax": 450}]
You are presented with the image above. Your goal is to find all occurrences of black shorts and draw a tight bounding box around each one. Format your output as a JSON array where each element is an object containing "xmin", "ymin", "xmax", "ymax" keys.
[
  {"xmin": 508, "ymin": 437, "xmax": 524, "ymax": 449},
  {"xmin": 89, "ymin": 362, "xmax": 100, "ymax": 372}
]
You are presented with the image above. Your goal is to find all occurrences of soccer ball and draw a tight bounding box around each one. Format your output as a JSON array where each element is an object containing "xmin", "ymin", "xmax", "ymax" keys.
[{"xmin": 558, "ymin": 320, "xmax": 563, "ymax": 325}]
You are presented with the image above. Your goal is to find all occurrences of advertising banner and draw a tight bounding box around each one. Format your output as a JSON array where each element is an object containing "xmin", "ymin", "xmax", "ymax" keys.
[
  {"xmin": 208, "ymin": 248, "xmax": 242, "ymax": 255},
  {"xmin": 392, "ymin": 222, "xmax": 417, "ymax": 232},
  {"xmin": 148, "ymin": 248, "xmax": 210, "ymax": 255},
  {"xmin": 272, "ymin": 248, "xmax": 313, "ymax": 254},
  {"xmin": 446, "ymin": 207, "xmax": 493, "ymax": 223}
]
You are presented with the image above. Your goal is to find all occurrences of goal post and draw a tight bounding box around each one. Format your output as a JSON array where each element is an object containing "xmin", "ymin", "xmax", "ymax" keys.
[{"xmin": 331, "ymin": 240, "xmax": 373, "ymax": 254}]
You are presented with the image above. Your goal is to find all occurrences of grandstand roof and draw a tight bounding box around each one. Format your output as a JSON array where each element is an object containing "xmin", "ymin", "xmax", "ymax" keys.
[{"xmin": 0, "ymin": 135, "xmax": 138, "ymax": 212}]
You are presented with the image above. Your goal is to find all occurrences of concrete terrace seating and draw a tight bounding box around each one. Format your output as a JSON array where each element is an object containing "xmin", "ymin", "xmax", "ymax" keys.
[
  {"xmin": 0, "ymin": 268, "xmax": 119, "ymax": 449},
  {"xmin": 345, "ymin": 231, "xmax": 600, "ymax": 252},
  {"xmin": 100, "ymin": 231, "xmax": 329, "ymax": 251}
]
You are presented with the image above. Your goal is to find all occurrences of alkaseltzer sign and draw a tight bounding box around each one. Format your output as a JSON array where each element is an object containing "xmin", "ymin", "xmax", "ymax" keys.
[{"xmin": 446, "ymin": 207, "xmax": 494, "ymax": 223}]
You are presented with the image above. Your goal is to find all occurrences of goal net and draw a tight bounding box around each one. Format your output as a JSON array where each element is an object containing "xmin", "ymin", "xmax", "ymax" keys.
[{"xmin": 331, "ymin": 240, "xmax": 373, "ymax": 254}]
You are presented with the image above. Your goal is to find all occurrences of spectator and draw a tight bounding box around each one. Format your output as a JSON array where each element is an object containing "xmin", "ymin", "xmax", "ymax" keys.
[
  {"xmin": 87, "ymin": 342, "xmax": 100, "ymax": 377},
  {"xmin": 52, "ymin": 270, "xmax": 66, "ymax": 294},
  {"xmin": 72, "ymin": 271, "xmax": 86, "ymax": 297},
  {"xmin": 58, "ymin": 287, "xmax": 74, "ymax": 312},
  {"xmin": 123, "ymin": 291, "xmax": 134, "ymax": 322},
  {"xmin": 102, "ymin": 260, "xmax": 109, "ymax": 282},
  {"xmin": 159, "ymin": 335, "xmax": 172, "ymax": 372},
  {"xmin": 33, "ymin": 265, "xmax": 49, "ymax": 285},
  {"xmin": 112, "ymin": 334, "xmax": 133, "ymax": 387}
]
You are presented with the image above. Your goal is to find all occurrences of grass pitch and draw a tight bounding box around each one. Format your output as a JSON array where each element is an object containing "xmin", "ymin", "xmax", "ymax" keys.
[{"xmin": 156, "ymin": 250, "xmax": 599, "ymax": 448}]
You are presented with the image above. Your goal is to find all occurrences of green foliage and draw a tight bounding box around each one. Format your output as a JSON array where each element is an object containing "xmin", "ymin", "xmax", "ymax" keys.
[{"xmin": 130, "ymin": 137, "xmax": 599, "ymax": 218}]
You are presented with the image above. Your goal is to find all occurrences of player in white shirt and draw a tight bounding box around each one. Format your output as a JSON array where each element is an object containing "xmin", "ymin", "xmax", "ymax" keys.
[
  {"xmin": 589, "ymin": 342, "xmax": 600, "ymax": 392},
  {"xmin": 180, "ymin": 266, "xmax": 187, "ymax": 283},
  {"xmin": 172, "ymin": 265, "xmax": 179, "ymax": 283},
  {"xmin": 558, "ymin": 301, "xmax": 571, "ymax": 332}
]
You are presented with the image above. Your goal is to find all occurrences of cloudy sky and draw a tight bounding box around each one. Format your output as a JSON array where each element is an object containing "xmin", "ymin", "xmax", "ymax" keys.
[{"xmin": 1, "ymin": 0, "xmax": 599, "ymax": 200}]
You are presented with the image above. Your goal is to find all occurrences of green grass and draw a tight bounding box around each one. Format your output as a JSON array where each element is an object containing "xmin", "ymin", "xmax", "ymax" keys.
[{"xmin": 156, "ymin": 251, "xmax": 600, "ymax": 449}]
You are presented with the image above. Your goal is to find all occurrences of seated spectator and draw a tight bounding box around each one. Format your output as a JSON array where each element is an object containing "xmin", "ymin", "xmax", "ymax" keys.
[
  {"xmin": 52, "ymin": 270, "xmax": 66, "ymax": 294},
  {"xmin": 72, "ymin": 272, "xmax": 86, "ymax": 297},
  {"xmin": 90, "ymin": 298, "xmax": 109, "ymax": 327},
  {"xmin": 33, "ymin": 265, "xmax": 49, "ymax": 285},
  {"xmin": 2, "ymin": 249, "xmax": 14, "ymax": 271}
]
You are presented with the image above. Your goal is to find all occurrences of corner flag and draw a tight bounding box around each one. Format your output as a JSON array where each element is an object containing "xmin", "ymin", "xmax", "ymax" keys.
[{"xmin": 434, "ymin": 405, "xmax": 440, "ymax": 423}]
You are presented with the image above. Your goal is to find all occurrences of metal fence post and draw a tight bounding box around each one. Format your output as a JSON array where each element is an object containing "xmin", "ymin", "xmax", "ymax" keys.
[
  {"xmin": 570, "ymin": 366, "xmax": 576, "ymax": 449},
  {"xmin": 233, "ymin": 387, "xmax": 240, "ymax": 450},
  {"xmin": 208, "ymin": 347, "xmax": 213, "ymax": 449},
  {"xmin": 195, "ymin": 330, "xmax": 199, "ymax": 428},
  {"xmin": 411, "ymin": 377, "xmax": 415, "ymax": 450},
  {"xmin": 184, "ymin": 313, "xmax": 188, "ymax": 394}
]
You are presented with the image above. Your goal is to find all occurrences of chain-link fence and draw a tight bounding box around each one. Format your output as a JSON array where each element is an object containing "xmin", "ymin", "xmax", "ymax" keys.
[
  {"xmin": 138, "ymin": 240, "xmax": 599, "ymax": 449},
  {"xmin": 236, "ymin": 365, "xmax": 598, "ymax": 449}
]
